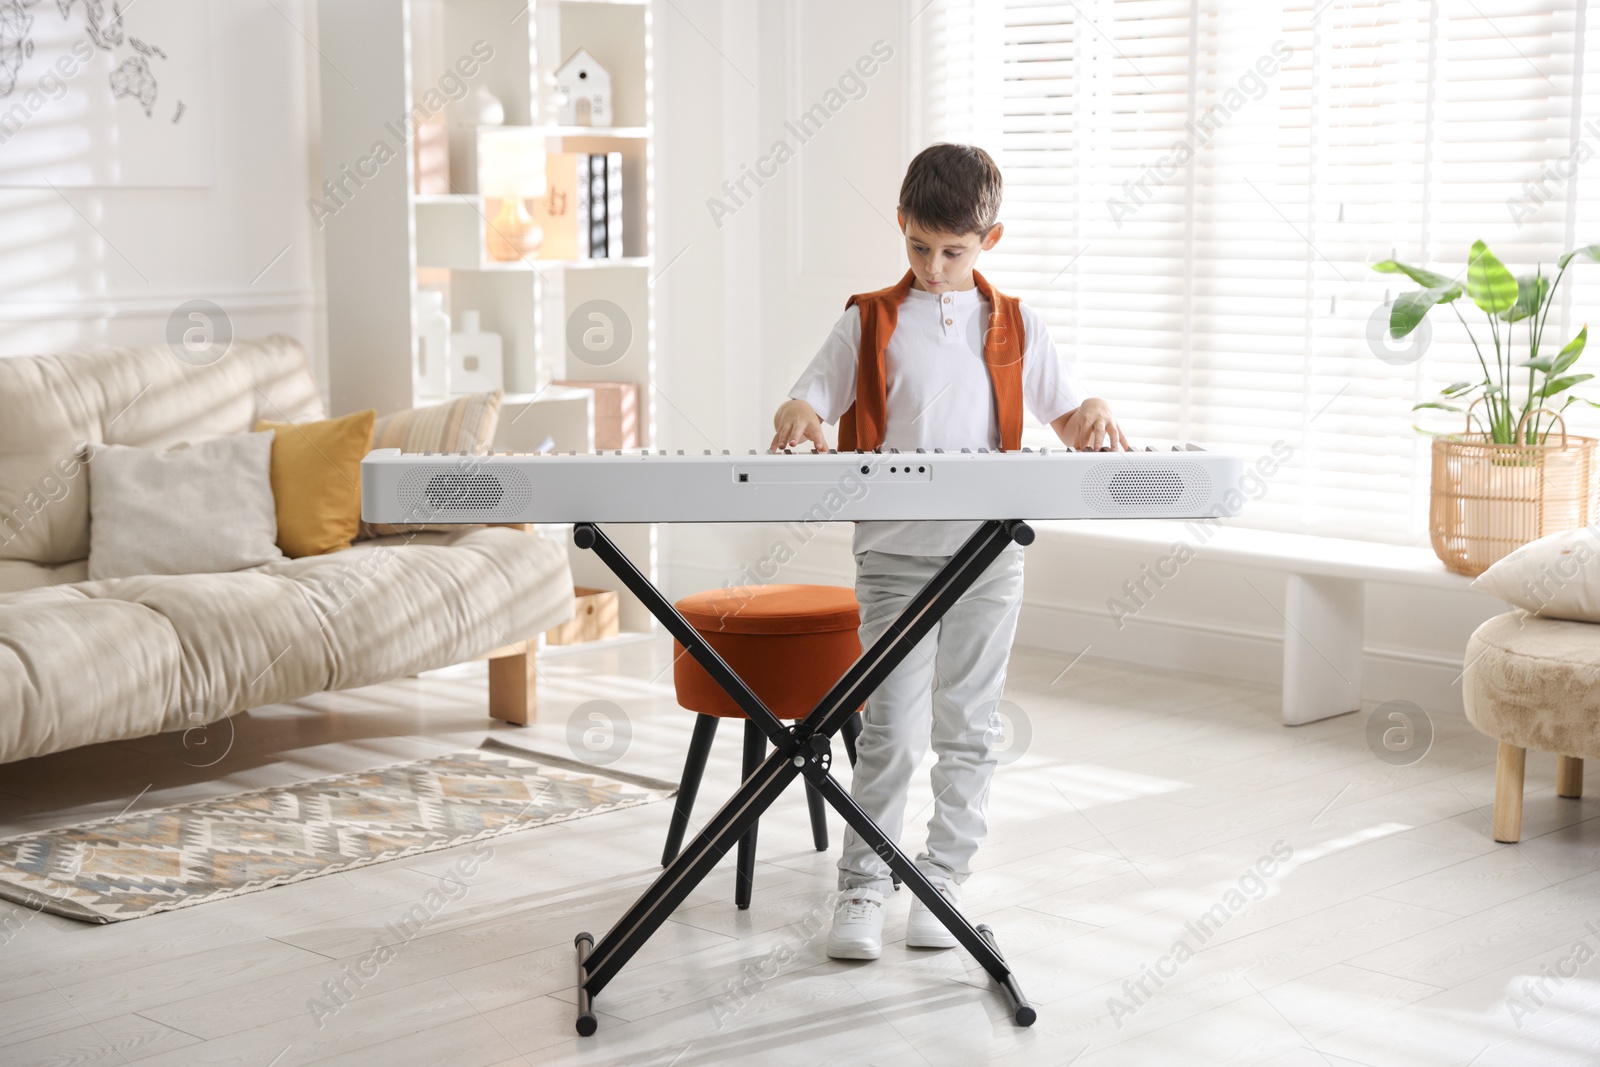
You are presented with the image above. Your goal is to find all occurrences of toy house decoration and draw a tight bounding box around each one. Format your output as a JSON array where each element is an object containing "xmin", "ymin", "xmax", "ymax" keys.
[{"xmin": 555, "ymin": 49, "xmax": 611, "ymax": 127}]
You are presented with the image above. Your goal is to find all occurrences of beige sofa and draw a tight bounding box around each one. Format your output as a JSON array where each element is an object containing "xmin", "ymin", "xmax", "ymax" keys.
[{"xmin": 0, "ymin": 335, "xmax": 573, "ymax": 764}]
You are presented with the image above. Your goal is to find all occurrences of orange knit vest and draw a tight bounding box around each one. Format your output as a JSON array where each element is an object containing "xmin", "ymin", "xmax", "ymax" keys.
[{"xmin": 837, "ymin": 269, "xmax": 1026, "ymax": 452}]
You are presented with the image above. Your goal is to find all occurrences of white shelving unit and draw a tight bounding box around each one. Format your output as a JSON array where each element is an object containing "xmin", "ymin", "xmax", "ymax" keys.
[{"xmin": 318, "ymin": 0, "xmax": 657, "ymax": 632}]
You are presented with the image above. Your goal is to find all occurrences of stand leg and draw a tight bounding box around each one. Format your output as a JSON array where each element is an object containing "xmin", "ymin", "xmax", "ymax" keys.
[{"xmin": 663, "ymin": 714, "xmax": 719, "ymax": 866}]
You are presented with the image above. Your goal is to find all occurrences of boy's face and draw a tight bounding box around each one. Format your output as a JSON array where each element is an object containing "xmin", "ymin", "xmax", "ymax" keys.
[{"xmin": 897, "ymin": 210, "xmax": 1004, "ymax": 293}]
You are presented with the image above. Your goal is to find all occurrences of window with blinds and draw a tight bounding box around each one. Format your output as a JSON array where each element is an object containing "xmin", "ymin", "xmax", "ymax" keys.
[{"xmin": 913, "ymin": 0, "xmax": 1600, "ymax": 542}]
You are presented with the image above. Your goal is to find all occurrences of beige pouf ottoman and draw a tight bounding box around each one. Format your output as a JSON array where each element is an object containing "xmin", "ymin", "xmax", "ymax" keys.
[{"xmin": 1463, "ymin": 611, "xmax": 1600, "ymax": 842}]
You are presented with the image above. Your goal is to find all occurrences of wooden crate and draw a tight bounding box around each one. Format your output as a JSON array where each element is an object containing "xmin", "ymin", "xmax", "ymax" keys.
[{"xmin": 545, "ymin": 586, "xmax": 620, "ymax": 645}]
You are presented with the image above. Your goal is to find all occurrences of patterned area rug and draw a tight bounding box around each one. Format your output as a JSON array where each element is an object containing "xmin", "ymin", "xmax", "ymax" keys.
[{"xmin": 0, "ymin": 747, "xmax": 675, "ymax": 924}]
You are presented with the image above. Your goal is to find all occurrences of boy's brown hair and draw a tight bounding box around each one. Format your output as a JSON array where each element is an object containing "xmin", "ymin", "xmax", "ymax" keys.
[{"xmin": 897, "ymin": 143, "xmax": 1003, "ymax": 236}]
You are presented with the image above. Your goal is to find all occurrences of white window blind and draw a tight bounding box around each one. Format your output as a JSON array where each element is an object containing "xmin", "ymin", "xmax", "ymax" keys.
[{"xmin": 914, "ymin": 0, "xmax": 1600, "ymax": 542}]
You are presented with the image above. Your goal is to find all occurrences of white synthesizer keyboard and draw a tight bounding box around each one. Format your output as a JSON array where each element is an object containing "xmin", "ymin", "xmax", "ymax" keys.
[{"xmin": 361, "ymin": 446, "xmax": 1245, "ymax": 525}]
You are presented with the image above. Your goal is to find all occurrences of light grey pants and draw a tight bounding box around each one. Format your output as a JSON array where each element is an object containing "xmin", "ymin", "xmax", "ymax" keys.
[{"xmin": 838, "ymin": 545, "xmax": 1025, "ymax": 894}]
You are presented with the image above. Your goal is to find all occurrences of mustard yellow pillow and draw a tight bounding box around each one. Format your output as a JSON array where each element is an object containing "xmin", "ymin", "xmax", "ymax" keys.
[{"xmin": 255, "ymin": 409, "xmax": 376, "ymax": 557}]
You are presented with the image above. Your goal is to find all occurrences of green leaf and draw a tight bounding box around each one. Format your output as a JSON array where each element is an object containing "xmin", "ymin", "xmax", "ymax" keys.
[
  {"xmin": 1554, "ymin": 325, "xmax": 1589, "ymax": 374},
  {"xmin": 1412, "ymin": 401, "xmax": 1465, "ymax": 413},
  {"xmin": 1559, "ymin": 244, "xmax": 1600, "ymax": 269},
  {"xmin": 1371, "ymin": 259, "xmax": 1456, "ymax": 291},
  {"xmin": 1519, "ymin": 357, "xmax": 1556, "ymax": 373},
  {"xmin": 1390, "ymin": 287, "xmax": 1454, "ymax": 337},
  {"xmin": 1502, "ymin": 273, "xmax": 1551, "ymax": 322},
  {"xmin": 1467, "ymin": 240, "xmax": 1519, "ymax": 314},
  {"xmin": 1440, "ymin": 380, "xmax": 1477, "ymax": 396},
  {"xmin": 1539, "ymin": 373, "xmax": 1596, "ymax": 398}
]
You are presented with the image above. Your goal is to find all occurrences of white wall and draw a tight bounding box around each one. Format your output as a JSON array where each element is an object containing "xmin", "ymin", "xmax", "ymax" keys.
[
  {"xmin": 653, "ymin": 0, "xmax": 1509, "ymax": 718},
  {"xmin": 0, "ymin": 0, "xmax": 323, "ymax": 385}
]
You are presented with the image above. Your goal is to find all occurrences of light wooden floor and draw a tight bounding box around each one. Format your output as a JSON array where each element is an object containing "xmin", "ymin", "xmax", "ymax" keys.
[{"xmin": 2, "ymin": 637, "xmax": 1599, "ymax": 1066}]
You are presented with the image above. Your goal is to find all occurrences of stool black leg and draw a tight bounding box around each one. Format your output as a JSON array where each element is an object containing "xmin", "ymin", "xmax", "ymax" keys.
[
  {"xmin": 736, "ymin": 720, "xmax": 764, "ymax": 909},
  {"xmin": 662, "ymin": 714, "xmax": 719, "ymax": 867},
  {"xmin": 841, "ymin": 711, "xmax": 862, "ymax": 767},
  {"xmin": 804, "ymin": 780, "xmax": 828, "ymax": 851}
]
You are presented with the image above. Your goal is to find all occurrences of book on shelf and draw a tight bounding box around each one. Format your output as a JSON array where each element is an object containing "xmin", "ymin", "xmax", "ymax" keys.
[{"xmin": 531, "ymin": 152, "xmax": 622, "ymax": 261}]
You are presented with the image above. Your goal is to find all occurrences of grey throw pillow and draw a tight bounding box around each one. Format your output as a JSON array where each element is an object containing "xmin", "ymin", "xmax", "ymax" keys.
[{"xmin": 87, "ymin": 432, "xmax": 285, "ymax": 580}]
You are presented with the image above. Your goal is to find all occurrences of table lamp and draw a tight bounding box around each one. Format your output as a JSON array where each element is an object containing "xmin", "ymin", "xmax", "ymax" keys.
[{"xmin": 480, "ymin": 134, "xmax": 547, "ymax": 263}]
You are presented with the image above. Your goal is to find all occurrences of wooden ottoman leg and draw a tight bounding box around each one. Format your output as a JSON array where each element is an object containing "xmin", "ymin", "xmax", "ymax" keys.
[
  {"xmin": 488, "ymin": 645, "xmax": 537, "ymax": 726},
  {"xmin": 1494, "ymin": 742, "xmax": 1526, "ymax": 843},
  {"xmin": 1558, "ymin": 755, "xmax": 1584, "ymax": 799}
]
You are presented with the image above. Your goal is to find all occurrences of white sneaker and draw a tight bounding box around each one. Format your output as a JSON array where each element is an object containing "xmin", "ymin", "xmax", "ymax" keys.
[
  {"xmin": 826, "ymin": 889, "xmax": 886, "ymax": 960},
  {"xmin": 906, "ymin": 881, "xmax": 961, "ymax": 949}
]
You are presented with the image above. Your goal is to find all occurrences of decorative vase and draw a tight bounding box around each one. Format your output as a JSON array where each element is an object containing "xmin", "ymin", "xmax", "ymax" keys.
[
  {"xmin": 486, "ymin": 197, "xmax": 542, "ymax": 262},
  {"xmin": 413, "ymin": 290, "xmax": 450, "ymax": 399}
]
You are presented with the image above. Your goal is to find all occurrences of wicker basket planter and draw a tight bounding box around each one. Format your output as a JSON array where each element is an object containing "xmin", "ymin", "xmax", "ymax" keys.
[{"xmin": 1430, "ymin": 412, "xmax": 1599, "ymax": 577}]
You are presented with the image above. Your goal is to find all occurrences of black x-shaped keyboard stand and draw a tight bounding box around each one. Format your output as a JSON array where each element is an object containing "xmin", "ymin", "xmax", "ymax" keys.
[{"xmin": 570, "ymin": 518, "xmax": 1037, "ymax": 1035}]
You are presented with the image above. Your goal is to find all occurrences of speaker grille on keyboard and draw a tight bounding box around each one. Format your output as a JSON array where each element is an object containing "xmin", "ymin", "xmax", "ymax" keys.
[
  {"xmin": 1083, "ymin": 463, "xmax": 1212, "ymax": 515},
  {"xmin": 396, "ymin": 466, "xmax": 532, "ymax": 520}
]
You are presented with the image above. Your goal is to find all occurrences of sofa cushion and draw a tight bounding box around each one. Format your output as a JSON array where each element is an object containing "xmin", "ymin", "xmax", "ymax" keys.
[
  {"xmin": 87, "ymin": 432, "xmax": 286, "ymax": 580},
  {"xmin": 1463, "ymin": 610, "xmax": 1600, "ymax": 760},
  {"xmin": 257, "ymin": 526, "xmax": 571, "ymax": 692},
  {"xmin": 257, "ymin": 409, "xmax": 376, "ymax": 558},
  {"xmin": 361, "ymin": 392, "xmax": 502, "ymax": 538},
  {"xmin": 0, "ymin": 335, "xmax": 321, "ymax": 568},
  {"xmin": 0, "ymin": 559, "xmax": 87, "ymax": 595},
  {"xmin": 0, "ymin": 593, "xmax": 182, "ymax": 765}
]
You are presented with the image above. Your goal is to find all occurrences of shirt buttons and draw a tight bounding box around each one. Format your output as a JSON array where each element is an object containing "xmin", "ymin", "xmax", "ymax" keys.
[
  {"xmin": 945, "ymin": 318, "xmax": 953, "ymax": 325},
  {"xmin": 943, "ymin": 295, "xmax": 952, "ymax": 304}
]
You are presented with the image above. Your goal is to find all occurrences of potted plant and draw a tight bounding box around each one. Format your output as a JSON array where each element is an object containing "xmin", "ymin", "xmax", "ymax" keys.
[{"xmin": 1372, "ymin": 241, "xmax": 1600, "ymax": 575}]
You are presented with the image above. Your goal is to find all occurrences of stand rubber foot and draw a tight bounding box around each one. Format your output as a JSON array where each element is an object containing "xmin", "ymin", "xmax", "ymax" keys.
[
  {"xmin": 575, "ymin": 931, "xmax": 598, "ymax": 1037},
  {"xmin": 977, "ymin": 924, "xmax": 1036, "ymax": 1027}
]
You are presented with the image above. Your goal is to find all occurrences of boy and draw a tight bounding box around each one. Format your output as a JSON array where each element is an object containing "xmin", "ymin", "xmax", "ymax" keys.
[{"xmin": 770, "ymin": 143, "xmax": 1126, "ymax": 959}]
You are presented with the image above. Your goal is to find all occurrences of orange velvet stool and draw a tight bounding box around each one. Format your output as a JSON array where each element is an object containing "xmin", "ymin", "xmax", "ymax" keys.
[{"xmin": 664, "ymin": 584, "xmax": 864, "ymax": 909}]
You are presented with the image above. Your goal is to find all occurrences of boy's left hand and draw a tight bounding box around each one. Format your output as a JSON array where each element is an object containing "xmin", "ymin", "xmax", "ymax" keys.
[{"xmin": 1054, "ymin": 399, "xmax": 1130, "ymax": 451}]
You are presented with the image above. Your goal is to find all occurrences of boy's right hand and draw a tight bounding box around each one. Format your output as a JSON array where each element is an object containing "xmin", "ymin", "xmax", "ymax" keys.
[{"xmin": 771, "ymin": 399, "xmax": 829, "ymax": 452}]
